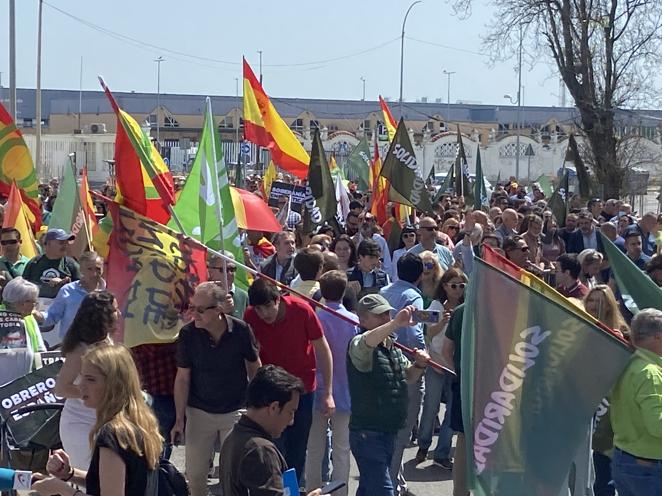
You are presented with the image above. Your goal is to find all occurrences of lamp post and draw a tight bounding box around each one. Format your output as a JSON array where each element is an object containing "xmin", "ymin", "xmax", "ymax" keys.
[
  {"xmin": 154, "ymin": 56, "xmax": 165, "ymax": 149},
  {"xmin": 399, "ymin": 0, "xmax": 422, "ymax": 117},
  {"xmin": 503, "ymin": 26, "xmax": 524, "ymax": 180},
  {"xmin": 36, "ymin": 0, "xmax": 43, "ymax": 177},
  {"xmin": 443, "ymin": 69, "xmax": 455, "ymax": 127},
  {"xmin": 9, "ymin": 0, "xmax": 17, "ymax": 119},
  {"xmin": 360, "ymin": 76, "xmax": 366, "ymax": 101},
  {"xmin": 257, "ymin": 50, "xmax": 263, "ymax": 84}
]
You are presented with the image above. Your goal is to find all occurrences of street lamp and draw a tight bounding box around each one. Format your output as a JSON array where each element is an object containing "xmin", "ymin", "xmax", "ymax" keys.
[
  {"xmin": 443, "ymin": 70, "xmax": 455, "ymax": 127},
  {"xmin": 154, "ymin": 56, "xmax": 165, "ymax": 149},
  {"xmin": 503, "ymin": 25, "xmax": 524, "ymax": 180},
  {"xmin": 399, "ymin": 0, "xmax": 422, "ymax": 117},
  {"xmin": 360, "ymin": 77, "xmax": 366, "ymax": 101}
]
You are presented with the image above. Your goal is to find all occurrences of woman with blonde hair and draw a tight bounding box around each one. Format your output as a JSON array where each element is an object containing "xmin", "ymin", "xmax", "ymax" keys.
[
  {"xmin": 33, "ymin": 345, "xmax": 163, "ymax": 495},
  {"xmin": 583, "ymin": 285, "xmax": 629, "ymax": 337},
  {"xmin": 418, "ymin": 250, "xmax": 443, "ymax": 306}
]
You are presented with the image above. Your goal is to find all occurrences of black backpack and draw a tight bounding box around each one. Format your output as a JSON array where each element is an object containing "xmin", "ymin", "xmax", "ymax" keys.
[{"xmin": 146, "ymin": 458, "xmax": 189, "ymax": 496}]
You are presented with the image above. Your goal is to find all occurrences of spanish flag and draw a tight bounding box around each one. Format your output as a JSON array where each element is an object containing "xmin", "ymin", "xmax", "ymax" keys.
[
  {"xmin": 2, "ymin": 182, "xmax": 39, "ymax": 259},
  {"xmin": 379, "ymin": 95, "xmax": 397, "ymax": 142},
  {"xmin": 370, "ymin": 139, "xmax": 389, "ymax": 224},
  {"xmin": 99, "ymin": 77, "xmax": 175, "ymax": 225},
  {"xmin": 243, "ymin": 58, "xmax": 309, "ymax": 179}
]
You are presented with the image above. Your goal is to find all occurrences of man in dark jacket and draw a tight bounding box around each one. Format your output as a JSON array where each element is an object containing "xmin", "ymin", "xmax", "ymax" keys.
[{"xmin": 260, "ymin": 231, "xmax": 297, "ymax": 285}]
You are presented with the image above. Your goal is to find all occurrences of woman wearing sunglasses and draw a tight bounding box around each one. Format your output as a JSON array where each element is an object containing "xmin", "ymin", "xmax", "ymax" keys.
[
  {"xmin": 418, "ymin": 251, "xmax": 443, "ymax": 307},
  {"xmin": 415, "ymin": 268, "xmax": 468, "ymax": 469},
  {"xmin": 391, "ymin": 226, "xmax": 418, "ymax": 281}
]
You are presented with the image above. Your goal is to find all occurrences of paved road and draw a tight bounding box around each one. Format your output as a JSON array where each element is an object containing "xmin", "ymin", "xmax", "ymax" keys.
[{"xmin": 171, "ymin": 441, "xmax": 456, "ymax": 496}]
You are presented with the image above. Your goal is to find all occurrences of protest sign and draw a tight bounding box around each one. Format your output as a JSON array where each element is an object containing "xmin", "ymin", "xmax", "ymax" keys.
[{"xmin": 267, "ymin": 181, "xmax": 307, "ymax": 213}]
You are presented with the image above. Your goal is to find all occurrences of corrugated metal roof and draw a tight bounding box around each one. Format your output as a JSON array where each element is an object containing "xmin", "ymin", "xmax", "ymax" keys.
[{"xmin": 7, "ymin": 88, "xmax": 662, "ymax": 127}]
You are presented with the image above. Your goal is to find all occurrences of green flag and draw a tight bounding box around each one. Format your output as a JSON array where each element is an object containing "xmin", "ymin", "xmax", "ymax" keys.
[
  {"xmin": 548, "ymin": 170, "xmax": 569, "ymax": 226},
  {"xmin": 455, "ymin": 125, "xmax": 473, "ymax": 202},
  {"xmin": 599, "ymin": 232, "xmax": 662, "ymax": 313},
  {"xmin": 462, "ymin": 259, "xmax": 633, "ymax": 496},
  {"xmin": 304, "ymin": 129, "xmax": 337, "ymax": 228},
  {"xmin": 473, "ymin": 145, "xmax": 488, "ymax": 210},
  {"xmin": 536, "ymin": 174, "xmax": 553, "ymax": 198},
  {"xmin": 433, "ymin": 163, "xmax": 455, "ymax": 204},
  {"xmin": 48, "ymin": 158, "xmax": 91, "ymax": 257},
  {"xmin": 380, "ymin": 118, "xmax": 432, "ymax": 213},
  {"xmin": 345, "ymin": 136, "xmax": 371, "ymax": 191},
  {"xmin": 170, "ymin": 98, "xmax": 247, "ymax": 288}
]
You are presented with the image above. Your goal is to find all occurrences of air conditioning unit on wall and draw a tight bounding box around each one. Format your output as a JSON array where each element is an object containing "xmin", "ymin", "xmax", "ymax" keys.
[{"xmin": 88, "ymin": 123, "xmax": 107, "ymax": 134}]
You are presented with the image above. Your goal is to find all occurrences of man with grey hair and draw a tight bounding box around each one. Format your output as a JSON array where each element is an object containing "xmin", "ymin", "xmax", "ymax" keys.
[
  {"xmin": 0, "ymin": 277, "xmax": 46, "ymax": 385},
  {"xmin": 610, "ymin": 308, "xmax": 662, "ymax": 494},
  {"xmin": 207, "ymin": 251, "xmax": 248, "ymax": 318},
  {"xmin": 172, "ymin": 281, "xmax": 261, "ymax": 496}
]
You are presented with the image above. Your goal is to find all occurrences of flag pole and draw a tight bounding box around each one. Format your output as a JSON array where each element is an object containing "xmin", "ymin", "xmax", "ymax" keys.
[
  {"xmin": 68, "ymin": 154, "xmax": 93, "ymax": 252},
  {"xmin": 206, "ymin": 97, "xmax": 229, "ymax": 289}
]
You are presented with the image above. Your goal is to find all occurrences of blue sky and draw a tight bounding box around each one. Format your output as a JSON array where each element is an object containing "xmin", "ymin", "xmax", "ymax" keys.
[{"xmin": 1, "ymin": 0, "xmax": 568, "ymax": 107}]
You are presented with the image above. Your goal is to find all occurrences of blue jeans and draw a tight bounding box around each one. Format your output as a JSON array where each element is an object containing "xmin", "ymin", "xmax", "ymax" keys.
[
  {"xmin": 350, "ymin": 429, "xmax": 396, "ymax": 496},
  {"xmin": 612, "ymin": 448, "xmax": 662, "ymax": 496},
  {"xmin": 150, "ymin": 394, "xmax": 176, "ymax": 459},
  {"xmin": 417, "ymin": 369, "xmax": 453, "ymax": 460},
  {"xmin": 274, "ymin": 391, "xmax": 314, "ymax": 485}
]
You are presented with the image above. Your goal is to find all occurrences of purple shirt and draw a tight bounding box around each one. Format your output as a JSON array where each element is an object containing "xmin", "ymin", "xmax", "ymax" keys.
[{"xmin": 315, "ymin": 301, "xmax": 358, "ymax": 413}]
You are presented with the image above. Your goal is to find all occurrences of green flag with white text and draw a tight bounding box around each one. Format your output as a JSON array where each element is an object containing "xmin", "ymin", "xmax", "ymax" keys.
[
  {"xmin": 380, "ymin": 118, "xmax": 432, "ymax": 213},
  {"xmin": 345, "ymin": 136, "xmax": 371, "ymax": 191},
  {"xmin": 599, "ymin": 231, "xmax": 662, "ymax": 313},
  {"xmin": 303, "ymin": 129, "xmax": 337, "ymax": 228},
  {"xmin": 548, "ymin": 171, "xmax": 569, "ymax": 227},
  {"xmin": 473, "ymin": 145, "xmax": 488, "ymax": 210},
  {"xmin": 169, "ymin": 98, "xmax": 247, "ymax": 288}
]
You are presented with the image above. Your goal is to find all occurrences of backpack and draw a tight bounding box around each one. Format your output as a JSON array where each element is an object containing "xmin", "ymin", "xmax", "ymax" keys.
[{"xmin": 146, "ymin": 458, "xmax": 189, "ymax": 496}]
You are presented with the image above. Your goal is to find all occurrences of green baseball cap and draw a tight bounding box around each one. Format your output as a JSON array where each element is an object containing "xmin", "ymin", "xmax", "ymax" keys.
[{"xmin": 357, "ymin": 294, "xmax": 394, "ymax": 315}]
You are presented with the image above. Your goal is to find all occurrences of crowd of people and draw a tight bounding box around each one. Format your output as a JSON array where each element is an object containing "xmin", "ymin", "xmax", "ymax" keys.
[{"xmin": 1, "ymin": 174, "xmax": 661, "ymax": 496}]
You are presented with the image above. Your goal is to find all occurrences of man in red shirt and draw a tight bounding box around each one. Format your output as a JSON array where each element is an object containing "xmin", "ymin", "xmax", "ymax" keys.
[
  {"xmin": 555, "ymin": 253, "xmax": 590, "ymax": 299},
  {"xmin": 244, "ymin": 278, "xmax": 335, "ymax": 484}
]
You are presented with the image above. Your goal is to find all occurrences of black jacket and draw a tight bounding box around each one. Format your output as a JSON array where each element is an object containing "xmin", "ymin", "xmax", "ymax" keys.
[{"xmin": 259, "ymin": 254, "xmax": 297, "ymax": 285}]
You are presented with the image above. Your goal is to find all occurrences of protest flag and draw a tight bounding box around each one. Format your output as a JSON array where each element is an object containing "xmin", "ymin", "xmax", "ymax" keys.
[
  {"xmin": 549, "ymin": 170, "xmax": 569, "ymax": 226},
  {"xmin": 99, "ymin": 77, "xmax": 175, "ymax": 225},
  {"xmin": 107, "ymin": 203, "xmax": 207, "ymax": 347},
  {"xmin": 455, "ymin": 126, "xmax": 473, "ymax": 202},
  {"xmin": 379, "ymin": 96, "xmax": 397, "ymax": 142},
  {"xmin": 263, "ymin": 160, "xmax": 277, "ymax": 198},
  {"xmin": 335, "ymin": 171, "xmax": 351, "ymax": 226},
  {"xmin": 2, "ymin": 182, "xmax": 38, "ymax": 259},
  {"xmin": 433, "ymin": 163, "xmax": 455, "ymax": 204},
  {"xmin": 230, "ymin": 186, "xmax": 283, "ymax": 233},
  {"xmin": 80, "ymin": 167, "xmax": 98, "ymax": 241},
  {"xmin": 462, "ymin": 258, "xmax": 633, "ymax": 496},
  {"xmin": 345, "ymin": 136, "xmax": 371, "ymax": 191},
  {"xmin": 370, "ymin": 138, "xmax": 389, "ymax": 224},
  {"xmin": 536, "ymin": 174, "xmax": 553, "ymax": 198},
  {"xmin": 48, "ymin": 158, "xmax": 93, "ymax": 257},
  {"xmin": 242, "ymin": 58, "xmax": 309, "ymax": 179},
  {"xmin": 303, "ymin": 129, "xmax": 337, "ymax": 228},
  {"xmin": 0, "ymin": 102, "xmax": 41, "ymax": 225},
  {"xmin": 473, "ymin": 145, "xmax": 489, "ymax": 210},
  {"xmin": 380, "ymin": 118, "xmax": 432, "ymax": 214},
  {"xmin": 599, "ymin": 231, "xmax": 662, "ymax": 313},
  {"xmin": 170, "ymin": 98, "xmax": 248, "ymax": 288}
]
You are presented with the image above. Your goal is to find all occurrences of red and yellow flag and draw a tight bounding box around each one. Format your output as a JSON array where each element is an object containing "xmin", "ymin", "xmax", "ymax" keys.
[
  {"xmin": 370, "ymin": 140, "xmax": 389, "ymax": 224},
  {"xmin": 99, "ymin": 77, "xmax": 175, "ymax": 225},
  {"xmin": 379, "ymin": 96, "xmax": 397, "ymax": 142},
  {"xmin": 243, "ymin": 58, "xmax": 310, "ymax": 179},
  {"xmin": 230, "ymin": 186, "xmax": 283, "ymax": 232},
  {"xmin": 2, "ymin": 182, "xmax": 39, "ymax": 259},
  {"xmin": 0, "ymin": 102, "xmax": 42, "ymax": 227},
  {"xmin": 80, "ymin": 167, "xmax": 98, "ymax": 240}
]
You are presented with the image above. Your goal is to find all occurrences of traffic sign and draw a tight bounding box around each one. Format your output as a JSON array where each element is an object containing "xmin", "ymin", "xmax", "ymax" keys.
[{"xmin": 240, "ymin": 142, "xmax": 251, "ymax": 155}]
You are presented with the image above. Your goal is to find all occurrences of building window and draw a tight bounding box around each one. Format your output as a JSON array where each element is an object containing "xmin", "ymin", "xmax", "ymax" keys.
[
  {"xmin": 164, "ymin": 115, "xmax": 179, "ymax": 128},
  {"xmin": 309, "ymin": 119, "xmax": 320, "ymax": 131},
  {"xmin": 149, "ymin": 114, "xmax": 157, "ymax": 126},
  {"xmin": 218, "ymin": 116, "xmax": 234, "ymax": 129},
  {"xmin": 290, "ymin": 118, "xmax": 304, "ymax": 131},
  {"xmin": 424, "ymin": 121, "xmax": 436, "ymax": 132},
  {"xmin": 362, "ymin": 119, "xmax": 372, "ymax": 132}
]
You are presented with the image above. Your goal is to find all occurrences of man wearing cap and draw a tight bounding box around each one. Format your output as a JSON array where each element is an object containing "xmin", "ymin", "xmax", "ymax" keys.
[
  {"xmin": 347, "ymin": 295, "xmax": 429, "ymax": 496},
  {"xmin": 22, "ymin": 228, "xmax": 80, "ymax": 299}
]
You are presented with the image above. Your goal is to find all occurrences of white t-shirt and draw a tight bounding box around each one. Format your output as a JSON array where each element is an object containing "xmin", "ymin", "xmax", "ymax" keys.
[
  {"xmin": 426, "ymin": 300, "xmax": 447, "ymax": 362},
  {"xmin": 0, "ymin": 311, "xmax": 46, "ymax": 386}
]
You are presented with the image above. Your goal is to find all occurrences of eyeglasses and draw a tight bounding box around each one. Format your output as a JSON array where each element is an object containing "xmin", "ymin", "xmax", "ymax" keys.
[
  {"xmin": 190, "ymin": 304, "xmax": 219, "ymax": 314},
  {"xmin": 208, "ymin": 265, "xmax": 237, "ymax": 273},
  {"xmin": 447, "ymin": 283, "xmax": 466, "ymax": 290},
  {"xmin": 0, "ymin": 239, "xmax": 19, "ymax": 246}
]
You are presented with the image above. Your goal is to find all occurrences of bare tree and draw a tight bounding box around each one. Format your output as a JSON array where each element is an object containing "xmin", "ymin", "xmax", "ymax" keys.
[{"xmin": 454, "ymin": 0, "xmax": 662, "ymax": 198}]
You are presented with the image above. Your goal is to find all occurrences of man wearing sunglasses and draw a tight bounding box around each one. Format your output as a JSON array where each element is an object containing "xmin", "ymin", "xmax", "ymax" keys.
[
  {"xmin": 0, "ymin": 228, "xmax": 29, "ymax": 287},
  {"xmin": 408, "ymin": 217, "xmax": 455, "ymax": 270},
  {"xmin": 172, "ymin": 282, "xmax": 261, "ymax": 496},
  {"xmin": 503, "ymin": 235, "xmax": 531, "ymax": 269},
  {"xmin": 208, "ymin": 252, "xmax": 248, "ymax": 319}
]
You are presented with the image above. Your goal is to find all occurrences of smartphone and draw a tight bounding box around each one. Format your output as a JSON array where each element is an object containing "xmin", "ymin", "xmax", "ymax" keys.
[
  {"xmin": 412, "ymin": 310, "xmax": 441, "ymax": 324},
  {"xmin": 321, "ymin": 480, "xmax": 347, "ymax": 494}
]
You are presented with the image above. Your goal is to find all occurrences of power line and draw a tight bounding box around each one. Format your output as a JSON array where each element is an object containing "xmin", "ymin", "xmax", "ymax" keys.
[
  {"xmin": 406, "ymin": 36, "xmax": 486, "ymax": 57},
  {"xmin": 43, "ymin": 2, "xmax": 399, "ymax": 69}
]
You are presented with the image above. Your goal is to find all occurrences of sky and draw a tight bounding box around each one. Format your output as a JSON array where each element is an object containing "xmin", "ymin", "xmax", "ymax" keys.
[{"xmin": 1, "ymin": 0, "xmax": 569, "ymax": 107}]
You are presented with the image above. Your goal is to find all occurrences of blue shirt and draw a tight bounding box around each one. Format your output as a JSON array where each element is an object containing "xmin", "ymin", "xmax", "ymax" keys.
[
  {"xmin": 43, "ymin": 280, "xmax": 105, "ymax": 337},
  {"xmin": 380, "ymin": 280, "xmax": 425, "ymax": 350},
  {"xmin": 407, "ymin": 243, "xmax": 455, "ymax": 270},
  {"xmin": 315, "ymin": 301, "xmax": 357, "ymax": 413}
]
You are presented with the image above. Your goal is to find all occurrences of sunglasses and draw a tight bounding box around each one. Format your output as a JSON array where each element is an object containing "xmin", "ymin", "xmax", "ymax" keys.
[
  {"xmin": 423, "ymin": 261, "xmax": 436, "ymax": 270},
  {"xmin": 447, "ymin": 283, "xmax": 466, "ymax": 290},
  {"xmin": 190, "ymin": 304, "xmax": 219, "ymax": 314},
  {"xmin": 0, "ymin": 239, "xmax": 19, "ymax": 246},
  {"xmin": 208, "ymin": 265, "xmax": 237, "ymax": 273}
]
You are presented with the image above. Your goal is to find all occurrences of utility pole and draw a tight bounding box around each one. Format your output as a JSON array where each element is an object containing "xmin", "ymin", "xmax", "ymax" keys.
[
  {"xmin": 235, "ymin": 77, "xmax": 240, "ymax": 148},
  {"xmin": 9, "ymin": 0, "xmax": 17, "ymax": 119},
  {"xmin": 515, "ymin": 25, "xmax": 523, "ymax": 180},
  {"xmin": 36, "ymin": 0, "xmax": 43, "ymax": 177},
  {"xmin": 78, "ymin": 56, "xmax": 83, "ymax": 132},
  {"xmin": 257, "ymin": 50, "xmax": 263, "ymax": 84},
  {"xmin": 154, "ymin": 56, "xmax": 165, "ymax": 149},
  {"xmin": 443, "ymin": 69, "xmax": 455, "ymax": 127},
  {"xmin": 360, "ymin": 77, "xmax": 366, "ymax": 101},
  {"xmin": 399, "ymin": 1, "xmax": 422, "ymax": 118}
]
